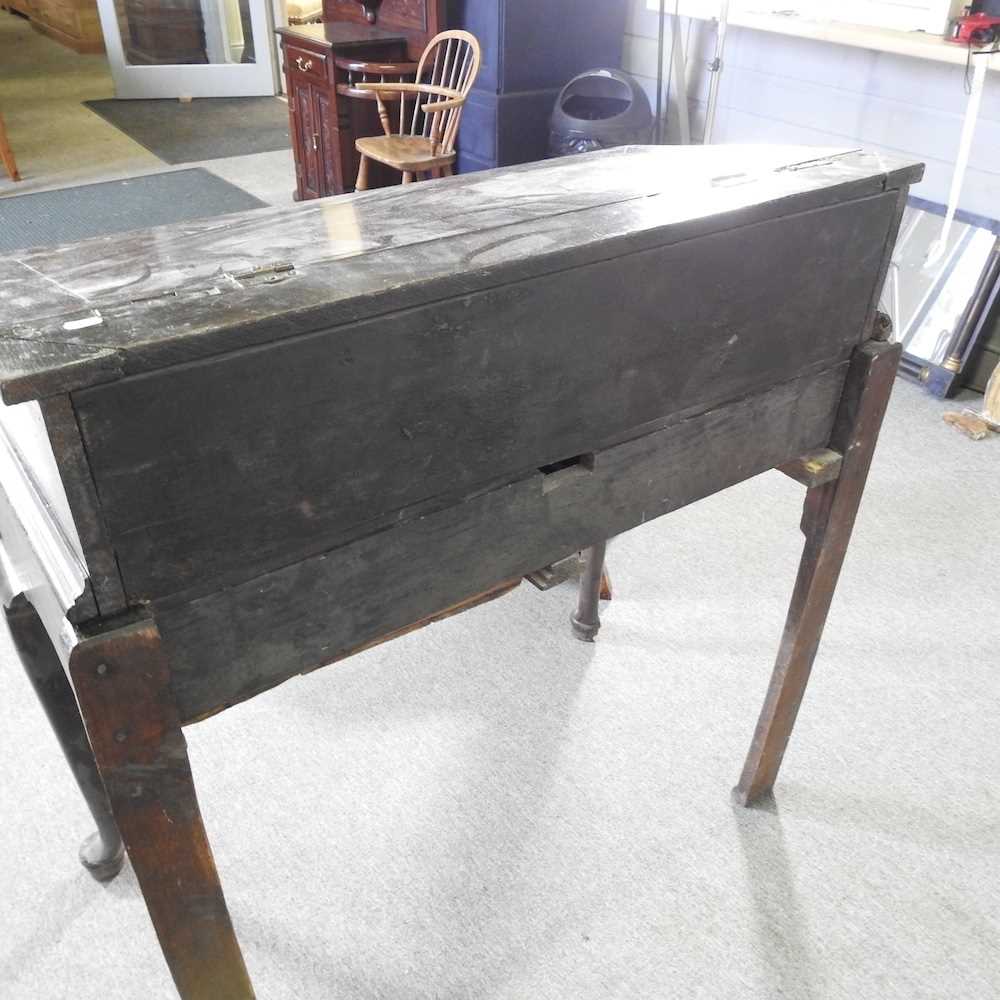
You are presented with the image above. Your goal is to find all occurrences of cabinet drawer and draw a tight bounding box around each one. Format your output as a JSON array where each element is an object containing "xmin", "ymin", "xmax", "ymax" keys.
[{"xmin": 284, "ymin": 44, "xmax": 328, "ymax": 85}]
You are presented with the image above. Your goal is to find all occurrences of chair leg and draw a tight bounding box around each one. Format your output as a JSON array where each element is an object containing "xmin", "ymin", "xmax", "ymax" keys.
[
  {"xmin": 402, "ymin": 171, "xmax": 414, "ymax": 185},
  {"xmin": 734, "ymin": 340, "xmax": 900, "ymax": 807},
  {"xmin": 571, "ymin": 540, "xmax": 608, "ymax": 642},
  {"xmin": 70, "ymin": 619, "xmax": 255, "ymax": 1000},
  {"xmin": 0, "ymin": 112, "xmax": 20, "ymax": 182},
  {"xmin": 355, "ymin": 154, "xmax": 369, "ymax": 192},
  {"xmin": 5, "ymin": 596, "xmax": 124, "ymax": 880}
]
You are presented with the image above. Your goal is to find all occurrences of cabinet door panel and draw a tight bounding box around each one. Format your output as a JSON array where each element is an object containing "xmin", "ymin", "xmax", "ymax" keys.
[
  {"xmin": 314, "ymin": 89, "xmax": 341, "ymax": 196},
  {"xmin": 295, "ymin": 83, "xmax": 321, "ymax": 200}
]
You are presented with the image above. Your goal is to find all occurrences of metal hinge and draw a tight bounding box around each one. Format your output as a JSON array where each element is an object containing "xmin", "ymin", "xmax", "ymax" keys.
[{"xmin": 227, "ymin": 261, "xmax": 296, "ymax": 286}]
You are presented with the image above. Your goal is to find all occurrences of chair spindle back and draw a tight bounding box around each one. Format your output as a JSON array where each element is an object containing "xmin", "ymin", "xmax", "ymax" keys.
[{"xmin": 398, "ymin": 30, "xmax": 481, "ymax": 156}]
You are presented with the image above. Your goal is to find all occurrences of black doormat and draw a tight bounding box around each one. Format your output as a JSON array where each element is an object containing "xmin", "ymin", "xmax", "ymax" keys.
[
  {"xmin": 84, "ymin": 97, "xmax": 291, "ymax": 165},
  {"xmin": 0, "ymin": 169, "xmax": 266, "ymax": 255}
]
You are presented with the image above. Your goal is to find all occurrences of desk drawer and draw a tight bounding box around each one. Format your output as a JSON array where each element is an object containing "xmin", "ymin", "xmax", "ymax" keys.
[{"xmin": 284, "ymin": 44, "xmax": 328, "ymax": 85}]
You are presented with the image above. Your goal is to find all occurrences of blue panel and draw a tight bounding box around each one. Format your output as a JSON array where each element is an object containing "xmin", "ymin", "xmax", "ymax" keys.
[
  {"xmin": 447, "ymin": 0, "xmax": 500, "ymax": 93},
  {"xmin": 456, "ymin": 88, "xmax": 565, "ymax": 172},
  {"xmin": 500, "ymin": 0, "xmax": 628, "ymax": 92},
  {"xmin": 447, "ymin": 0, "xmax": 630, "ymax": 170},
  {"xmin": 457, "ymin": 88, "xmax": 498, "ymax": 166}
]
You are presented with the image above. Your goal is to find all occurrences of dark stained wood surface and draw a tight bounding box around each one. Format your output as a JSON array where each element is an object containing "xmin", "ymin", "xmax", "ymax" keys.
[
  {"xmin": 70, "ymin": 620, "xmax": 254, "ymax": 999},
  {"xmin": 3, "ymin": 146, "xmax": 923, "ymax": 999},
  {"xmin": 778, "ymin": 448, "xmax": 843, "ymax": 489},
  {"xmin": 39, "ymin": 395, "xmax": 128, "ymax": 618},
  {"xmin": 0, "ymin": 146, "xmax": 923, "ymax": 403},
  {"xmin": 74, "ymin": 191, "xmax": 899, "ymax": 602},
  {"xmin": 6, "ymin": 595, "xmax": 123, "ymax": 879},
  {"xmin": 158, "ymin": 362, "xmax": 848, "ymax": 722},
  {"xmin": 734, "ymin": 341, "xmax": 902, "ymax": 806},
  {"xmin": 275, "ymin": 21, "xmax": 408, "ymax": 49}
]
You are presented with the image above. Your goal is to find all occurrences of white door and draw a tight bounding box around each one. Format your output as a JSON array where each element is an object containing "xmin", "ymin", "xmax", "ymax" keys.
[{"xmin": 96, "ymin": 0, "xmax": 279, "ymax": 98}]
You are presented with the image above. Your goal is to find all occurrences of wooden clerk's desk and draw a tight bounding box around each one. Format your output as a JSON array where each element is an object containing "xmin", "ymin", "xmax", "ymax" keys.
[{"xmin": 0, "ymin": 146, "xmax": 922, "ymax": 998}]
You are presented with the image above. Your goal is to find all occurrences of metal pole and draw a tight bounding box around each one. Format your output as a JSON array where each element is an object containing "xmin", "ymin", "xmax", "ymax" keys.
[
  {"xmin": 655, "ymin": 0, "xmax": 667, "ymax": 143},
  {"xmin": 703, "ymin": 0, "xmax": 730, "ymax": 144}
]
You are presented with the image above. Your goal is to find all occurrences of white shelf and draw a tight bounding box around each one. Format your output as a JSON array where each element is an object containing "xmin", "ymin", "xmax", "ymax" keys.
[{"xmin": 650, "ymin": 3, "xmax": 1000, "ymax": 71}]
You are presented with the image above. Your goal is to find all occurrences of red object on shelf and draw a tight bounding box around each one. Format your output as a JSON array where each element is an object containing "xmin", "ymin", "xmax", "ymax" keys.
[{"xmin": 949, "ymin": 12, "xmax": 1000, "ymax": 45}]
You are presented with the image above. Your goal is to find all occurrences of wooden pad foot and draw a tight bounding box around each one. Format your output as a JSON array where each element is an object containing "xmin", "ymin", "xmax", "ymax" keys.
[{"xmin": 79, "ymin": 830, "xmax": 126, "ymax": 882}]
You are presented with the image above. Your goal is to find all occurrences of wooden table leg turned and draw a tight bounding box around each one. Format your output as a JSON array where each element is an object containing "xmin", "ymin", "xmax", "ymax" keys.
[
  {"xmin": 5, "ymin": 596, "xmax": 124, "ymax": 880},
  {"xmin": 571, "ymin": 539, "xmax": 608, "ymax": 642},
  {"xmin": 0, "ymin": 111, "xmax": 21, "ymax": 182},
  {"xmin": 734, "ymin": 339, "xmax": 901, "ymax": 807},
  {"xmin": 70, "ymin": 619, "xmax": 255, "ymax": 1000}
]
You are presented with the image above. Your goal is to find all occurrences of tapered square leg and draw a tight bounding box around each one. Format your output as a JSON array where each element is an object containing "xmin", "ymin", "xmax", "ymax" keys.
[
  {"xmin": 735, "ymin": 340, "xmax": 901, "ymax": 806},
  {"xmin": 5, "ymin": 596, "xmax": 124, "ymax": 880},
  {"xmin": 70, "ymin": 619, "xmax": 255, "ymax": 1000}
]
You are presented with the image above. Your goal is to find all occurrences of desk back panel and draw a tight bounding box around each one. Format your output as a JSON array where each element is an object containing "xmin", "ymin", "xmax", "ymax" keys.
[
  {"xmin": 158, "ymin": 362, "xmax": 848, "ymax": 721},
  {"xmin": 0, "ymin": 147, "xmax": 924, "ymax": 685},
  {"xmin": 73, "ymin": 190, "xmax": 898, "ymax": 604}
]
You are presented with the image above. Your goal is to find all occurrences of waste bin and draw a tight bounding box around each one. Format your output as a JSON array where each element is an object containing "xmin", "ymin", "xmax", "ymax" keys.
[{"xmin": 549, "ymin": 69, "xmax": 653, "ymax": 157}]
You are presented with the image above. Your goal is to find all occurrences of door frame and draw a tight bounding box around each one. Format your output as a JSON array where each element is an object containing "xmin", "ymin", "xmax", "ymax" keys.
[{"xmin": 95, "ymin": 0, "xmax": 280, "ymax": 98}]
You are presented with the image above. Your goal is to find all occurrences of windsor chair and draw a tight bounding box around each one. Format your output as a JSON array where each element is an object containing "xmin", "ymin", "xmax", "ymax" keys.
[{"xmin": 353, "ymin": 29, "xmax": 481, "ymax": 188}]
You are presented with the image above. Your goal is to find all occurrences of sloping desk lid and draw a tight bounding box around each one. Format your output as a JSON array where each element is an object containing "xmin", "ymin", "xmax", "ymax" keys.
[{"xmin": 0, "ymin": 145, "xmax": 923, "ymax": 404}]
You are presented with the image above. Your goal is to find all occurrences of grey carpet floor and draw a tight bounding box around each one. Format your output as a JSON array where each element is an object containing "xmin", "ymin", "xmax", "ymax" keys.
[
  {"xmin": 1, "ymin": 381, "xmax": 998, "ymax": 999},
  {"xmin": 0, "ymin": 169, "xmax": 266, "ymax": 254},
  {"xmin": 85, "ymin": 98, "xmax": 292, "ymax": 164}
]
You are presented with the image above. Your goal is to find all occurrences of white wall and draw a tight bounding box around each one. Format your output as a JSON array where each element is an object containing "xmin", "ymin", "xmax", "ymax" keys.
[{"xmin": 623, "ymin": 1, "xmax": 1000, "ymax": 219}]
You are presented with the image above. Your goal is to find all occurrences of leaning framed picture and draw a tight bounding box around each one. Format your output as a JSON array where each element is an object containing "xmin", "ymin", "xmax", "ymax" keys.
[{"xmin": 880, "ymin": 197, "xmax": 1000, "ymax": 397}]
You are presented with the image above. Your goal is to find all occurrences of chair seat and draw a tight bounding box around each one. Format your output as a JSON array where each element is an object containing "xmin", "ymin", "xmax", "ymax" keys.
[{"xmin": 355, "ymin": 134, "xmax": 456, "ymax": 172}]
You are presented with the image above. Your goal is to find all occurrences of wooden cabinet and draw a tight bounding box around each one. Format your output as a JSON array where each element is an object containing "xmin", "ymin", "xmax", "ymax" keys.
[
  {"xmin": 29, "ymin": 0, "xmax": 104, "ymax": 53},
  {"xmin": 278, "ymin": 23, "xmax": 411, "ymax": 199}
]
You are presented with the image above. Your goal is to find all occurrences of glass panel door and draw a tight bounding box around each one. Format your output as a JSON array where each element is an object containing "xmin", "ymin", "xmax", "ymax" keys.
[{"xmin": 96, "ymin": 0, "xmax": 279, "ymax": 98}]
